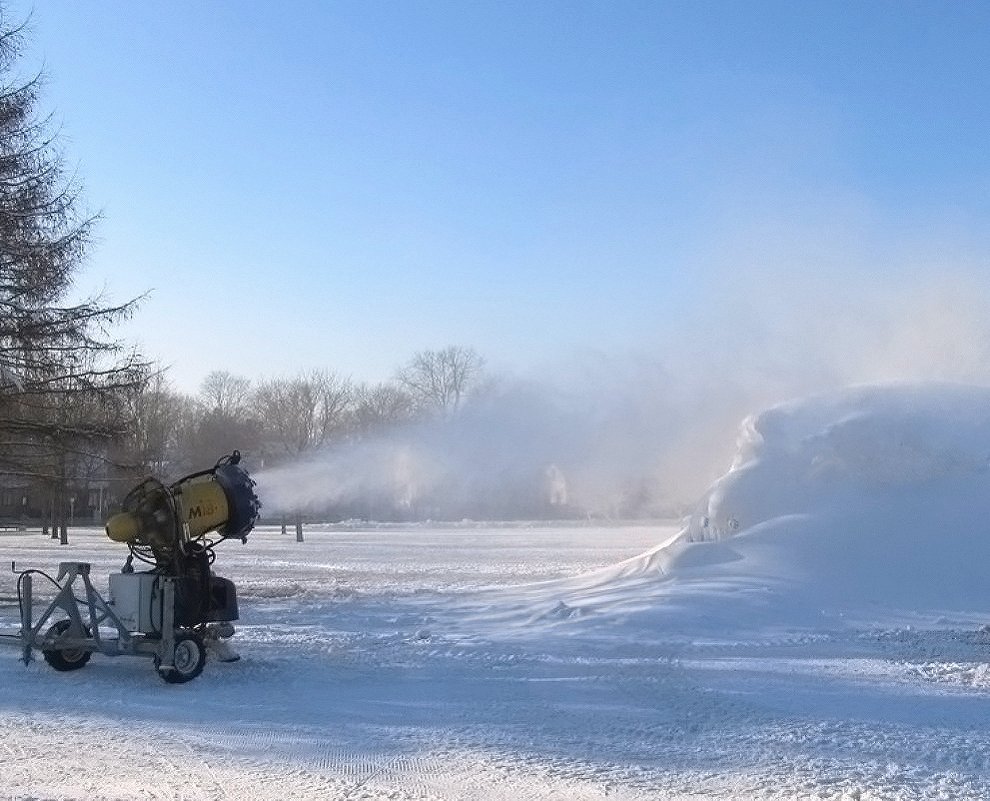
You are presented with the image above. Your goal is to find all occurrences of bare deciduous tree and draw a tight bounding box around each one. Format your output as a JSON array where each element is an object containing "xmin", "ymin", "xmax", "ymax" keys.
[
  {"xmin": 120, "ymin": 371, "xmax": 185, "ymax": 477},
  {"xmin": 199, "ymin": 370, "xmax": 252, "ymax": 417},
  {"xmin": 254, "ymin": 370, "xmax": 352, "ymax": 459},
  {"xmin": 351, "ymin": 381, "xmax": 415, "ymax": 435},
  {"xmin": 396, "ymin": 346, "xmax": 485, "ymax": 416}
]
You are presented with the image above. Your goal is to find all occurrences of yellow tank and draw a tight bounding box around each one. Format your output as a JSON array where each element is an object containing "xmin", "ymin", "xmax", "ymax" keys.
[
  {"xmin": 175, "ymin": 478, "xmax": 230, "ymax": 538},
  {"xmin": 105, "ymin": 476, "xmax": 232, "ymax": 545},
  {"xmin": 105, "ymin": 452, "xmax": 260, "ymax": 549}
]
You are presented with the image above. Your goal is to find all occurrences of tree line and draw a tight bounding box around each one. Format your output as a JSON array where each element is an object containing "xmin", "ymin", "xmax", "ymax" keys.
[{"xmin": 124, "ymin": 346, "xmax": 487, "ymax": 483}]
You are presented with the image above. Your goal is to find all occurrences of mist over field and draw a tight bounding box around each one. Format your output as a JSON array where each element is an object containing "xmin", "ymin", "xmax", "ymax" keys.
[{"xmin": 257, "ymin": 252, "xmax": 990, "ymax": 521}]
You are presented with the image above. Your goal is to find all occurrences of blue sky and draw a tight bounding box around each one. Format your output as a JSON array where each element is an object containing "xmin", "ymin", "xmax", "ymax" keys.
[{"xmin": 9, "ymin": 1, "xmax": 990, "ymax": 394}]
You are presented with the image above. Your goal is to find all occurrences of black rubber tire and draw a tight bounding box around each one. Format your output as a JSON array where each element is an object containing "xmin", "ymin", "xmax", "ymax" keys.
[
  {"xmin": 155, "ymin": 630, "xmax": 206, "ymax": 684},
  {"xmin": 42, "ymin": 618, "xmax": 92, "ymax": 672}
]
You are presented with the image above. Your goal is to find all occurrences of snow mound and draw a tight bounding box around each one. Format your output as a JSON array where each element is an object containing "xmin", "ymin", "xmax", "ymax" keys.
[
  {"xmin": 692, "ymin": 382, "xmax": 990, "ymax": 540},
  {"xmin": 546, "ymin": 383, "xmax": 990, "ymax": 632}
]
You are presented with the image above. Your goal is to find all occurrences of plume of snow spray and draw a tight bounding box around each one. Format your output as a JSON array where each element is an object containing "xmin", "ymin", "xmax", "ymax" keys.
[{"xmin": 256, "ymin": 252, "xmax": 990, "ymax": 521}]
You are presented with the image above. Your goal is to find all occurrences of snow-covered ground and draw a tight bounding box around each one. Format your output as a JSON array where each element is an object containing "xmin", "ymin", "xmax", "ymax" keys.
[{"xmin": 5, "ymin": 382, "xmax": 990, "ymax": 799}]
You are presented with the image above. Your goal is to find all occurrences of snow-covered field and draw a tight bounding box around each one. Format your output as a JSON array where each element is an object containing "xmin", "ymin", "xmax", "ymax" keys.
[{"xmin": 5, "ymin": 382, "xmax": 990, "ymax": 800}]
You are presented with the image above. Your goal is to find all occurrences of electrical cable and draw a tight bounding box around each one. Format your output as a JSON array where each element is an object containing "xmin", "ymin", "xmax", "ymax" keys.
[{"xmin": 15, "ymin": 568, "xmax": 63, "ymax": 625}]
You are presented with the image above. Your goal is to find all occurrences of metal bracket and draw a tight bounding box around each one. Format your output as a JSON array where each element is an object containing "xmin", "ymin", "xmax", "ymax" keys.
[{"xmin": 158, "ymin": 578, "xmax": 177, "ymax": 672}]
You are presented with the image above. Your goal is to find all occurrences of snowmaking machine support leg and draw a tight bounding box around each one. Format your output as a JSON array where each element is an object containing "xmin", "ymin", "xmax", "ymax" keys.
[
  {"xmin": 19, "ymin": 571, "xmax": 31, "ymax": 665},
  {"xmin": 12, "ymin": 562, "xmax": 134, "ymax": 666},
  {"xmin": 158, "ymin": 578, "xmax": 177, "ymax": 673}
]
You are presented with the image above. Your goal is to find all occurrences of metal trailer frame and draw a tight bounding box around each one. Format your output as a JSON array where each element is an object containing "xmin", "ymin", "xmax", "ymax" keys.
[{"xmin": 1, "ymin": 561, "xmax": 207, "ymax": 682}]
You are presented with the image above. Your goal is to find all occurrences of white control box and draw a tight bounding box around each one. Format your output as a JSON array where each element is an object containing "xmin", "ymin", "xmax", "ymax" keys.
[{"xmin": 108, "ymin": 573, "xmax": 162, "ymax": 633}]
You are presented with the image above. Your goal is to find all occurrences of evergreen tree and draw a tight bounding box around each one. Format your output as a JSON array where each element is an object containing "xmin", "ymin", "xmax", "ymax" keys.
[{"xmin": 0, "ymin": 12, "xmax": 146, "ymax": 532}]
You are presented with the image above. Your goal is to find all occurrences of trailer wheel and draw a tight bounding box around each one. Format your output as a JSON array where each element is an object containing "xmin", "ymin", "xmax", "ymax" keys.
[
  {"xmin": 42, "ymin": 618, "xmax": 92, "ymax": 672},
  {"xmin": 155, "ymin": 630, "xmax": 206, "ymax": 683}
]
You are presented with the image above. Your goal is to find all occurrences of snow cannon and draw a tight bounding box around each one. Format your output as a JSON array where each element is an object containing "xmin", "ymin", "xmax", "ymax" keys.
[
  {"xmin": 106, "ymin": 451, "xmax": 260, "ymax": 550},
  {"xmin": 3, "ymin": 452, "xmax": 261, "ymax": 684}
]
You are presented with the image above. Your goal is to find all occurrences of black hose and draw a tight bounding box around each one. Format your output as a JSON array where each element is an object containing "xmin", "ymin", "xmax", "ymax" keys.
[{"xmin": 15, "ymin": 568, "xmax": 62, "ymax": 625}]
